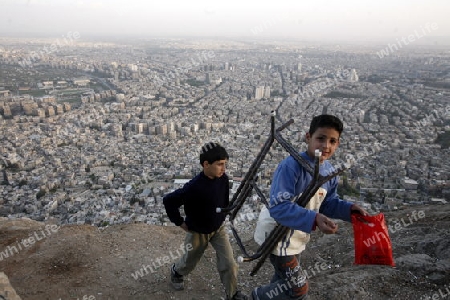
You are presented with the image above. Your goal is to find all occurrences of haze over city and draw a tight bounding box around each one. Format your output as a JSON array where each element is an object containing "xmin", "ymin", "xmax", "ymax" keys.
[{"xmin": 1, "ymin": 0, "xmax": 450, "ymax": 42}]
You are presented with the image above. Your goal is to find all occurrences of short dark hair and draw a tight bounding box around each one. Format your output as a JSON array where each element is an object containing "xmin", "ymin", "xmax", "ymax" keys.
[
  {"xmin": 199, "ymin": 142, "xmax": 229, "ymax": 165},
  {"xmin": 308, "ymin": 114, "xmax": 344, "ymax": 136}
]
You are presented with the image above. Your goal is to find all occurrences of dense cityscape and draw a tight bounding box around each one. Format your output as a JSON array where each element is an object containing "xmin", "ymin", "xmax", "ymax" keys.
[{"xmin": 0, "ymin": 36, "xmax": 449, "ymax": 228}]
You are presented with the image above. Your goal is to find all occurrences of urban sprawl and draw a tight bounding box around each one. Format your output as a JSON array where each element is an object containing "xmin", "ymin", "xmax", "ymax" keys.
[{"xmin": 0, "ymin": 37, "xmax": 449, "ymax": 228}]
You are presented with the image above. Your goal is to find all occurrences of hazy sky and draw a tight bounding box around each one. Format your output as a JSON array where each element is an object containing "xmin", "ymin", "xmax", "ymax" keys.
[{"xmin": 1, "ymin": 0, "xmax": 449, "ymax": 41}]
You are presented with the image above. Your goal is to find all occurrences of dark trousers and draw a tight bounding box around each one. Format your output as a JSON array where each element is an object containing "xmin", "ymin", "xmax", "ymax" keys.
[{"xmin": 254, "ymin": 254, "xmax": 308, "ymax": 300}]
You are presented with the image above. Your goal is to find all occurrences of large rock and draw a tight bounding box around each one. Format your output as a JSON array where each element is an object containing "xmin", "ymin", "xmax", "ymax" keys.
[
  {"xmin": 395, "ymin": 253, "xmax": 450, "ymax": 284},
  {"xmin": 0, "ymin": 272, "xmax": 22, "ymax": 300}
]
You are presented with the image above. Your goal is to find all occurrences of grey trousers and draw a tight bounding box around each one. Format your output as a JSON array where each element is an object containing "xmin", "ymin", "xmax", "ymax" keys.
[{"xmin": 174, "ymin": 225, "xmax": 238, "ymax": 299}]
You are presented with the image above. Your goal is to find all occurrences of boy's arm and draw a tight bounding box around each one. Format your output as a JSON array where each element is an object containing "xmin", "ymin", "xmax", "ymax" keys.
[
  {"xmin": 268, "ymin": 163, "xmax": 317, "ymax": 233},
  {"xmin": 163, "ymin": 183, "xmax": 191, "ymax": 226}
]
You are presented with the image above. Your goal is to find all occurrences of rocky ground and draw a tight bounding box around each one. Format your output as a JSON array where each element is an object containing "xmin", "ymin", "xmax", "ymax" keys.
[{"xmin": 0, "ymin": 203, "xmax": 449, "ymax": 300}]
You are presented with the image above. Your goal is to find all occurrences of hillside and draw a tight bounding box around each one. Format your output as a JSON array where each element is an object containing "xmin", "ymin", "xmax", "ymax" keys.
[{"xmin": 0, "ymin": 204, "xmax": 449, "ymax": 300}]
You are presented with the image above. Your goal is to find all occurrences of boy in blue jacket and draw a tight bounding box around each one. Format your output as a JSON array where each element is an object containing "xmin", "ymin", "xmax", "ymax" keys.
[
  {"xmin": 252, "ymin": 115, "xmax": 367, "ymax": 300},
  {"xmin": 163, "ymin": 142, "xmax": 247, "ymax": 300}
]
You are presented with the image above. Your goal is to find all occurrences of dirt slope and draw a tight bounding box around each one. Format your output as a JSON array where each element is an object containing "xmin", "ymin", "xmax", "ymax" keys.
[{"xmin": 0, "ymin": 204, "xmax": 449, "ymax": 300}]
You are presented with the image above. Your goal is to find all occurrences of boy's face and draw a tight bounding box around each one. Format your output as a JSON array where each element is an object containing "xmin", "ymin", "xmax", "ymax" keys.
[
  {"xmin": 203, "ymin": 159, "xmax": 227, "ymax": 179},
  {"xmin": 305, "ymin": 127, "xmax": 340, "ymax": 163}
]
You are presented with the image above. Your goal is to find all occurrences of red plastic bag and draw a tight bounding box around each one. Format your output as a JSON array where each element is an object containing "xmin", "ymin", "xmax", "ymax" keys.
[{"xmin": 351, "ymin": 213, "xmax": 395, "ymax": 267}]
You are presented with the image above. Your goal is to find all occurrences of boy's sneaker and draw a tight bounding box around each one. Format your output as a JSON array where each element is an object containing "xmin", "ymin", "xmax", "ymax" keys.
[
  {"xmin": 170, "ymin": 264, "xmax": 184, "ymax": 290},
  {"xmin": 231, "ymin": 290, "xmax": 248, "ymax": 300}
]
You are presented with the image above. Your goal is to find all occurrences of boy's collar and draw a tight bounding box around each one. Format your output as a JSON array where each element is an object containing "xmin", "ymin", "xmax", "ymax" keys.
[
  {"xmin": 301, "ymin": 151, "xmax": 315, "ymax": 162},
  {"xmin": 201, "ymin": 171, "xmax": 217, "ymax": 180}
]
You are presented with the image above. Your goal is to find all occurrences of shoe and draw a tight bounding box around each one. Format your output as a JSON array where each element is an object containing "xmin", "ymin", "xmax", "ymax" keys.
[
  {"xmin": 251, "ymin": 288, "xmax": 260, "ymax": 300},
  {"xmin": 231, "ymin": 290, "xmax": 248, "ymax": 300},
  {"xmin": 170, "ymin": 264, "xmax": 184, "ymax": 290}
]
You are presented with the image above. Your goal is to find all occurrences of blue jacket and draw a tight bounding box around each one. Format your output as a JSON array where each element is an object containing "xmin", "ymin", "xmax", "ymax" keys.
[{"xmin": 254, "ymin": 151, "xmax": 353, "ymax": 256}]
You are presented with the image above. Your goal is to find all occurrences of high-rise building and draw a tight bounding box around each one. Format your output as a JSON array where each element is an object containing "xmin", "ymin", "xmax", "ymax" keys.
[
  {"xmin": 156, "ymin": 124, "xmax": 168, "ymax": 135},
  {"xmin": 348, "ymin": 69, "xmax": 359, "ymax": 82},
  {"xmin": 264, "ymin": 86, "xmax": 271, "ymax": 99},
  {"xmin": 358, "ymin": 109, "xmax": 365, "ymax": 123},
  {"xmin": 129, "ymin": 64, "xmax": 138, "ymax": 72},
  {"xmin": 255, "ymin": 86, "xmax": 265, "ymax": 100}
]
